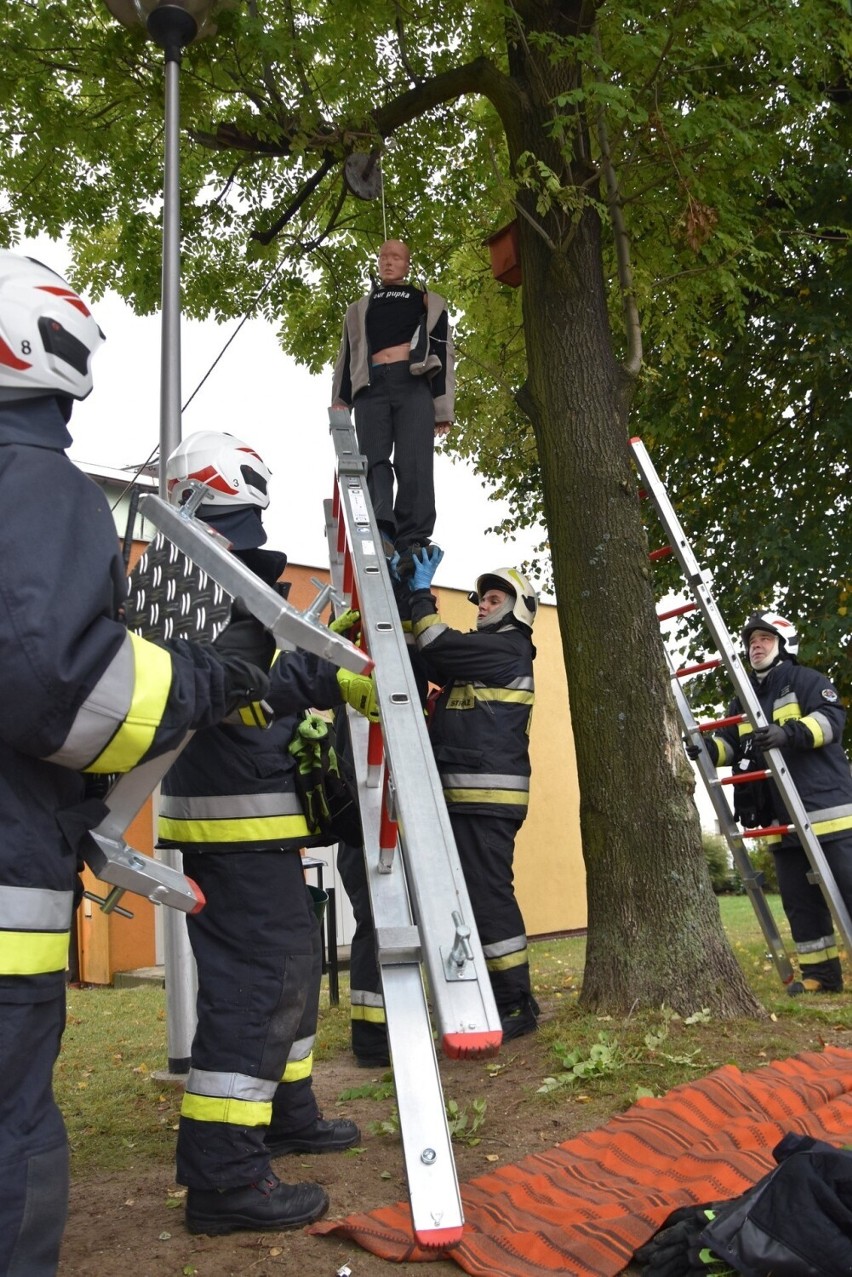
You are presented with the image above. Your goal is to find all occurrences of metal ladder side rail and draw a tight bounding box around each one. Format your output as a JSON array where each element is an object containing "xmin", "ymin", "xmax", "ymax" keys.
[
  {"xmin": 665, "ymin": 647, "xmax": 795, "ymax": 986},
  {"xmin": 630, "ymin": 436, "xmax": 852, "ymax": 955},
  {"xmin": 323, "ymin": 480, "xmax": 467, "ymax": 1249},
  {"xmin": 327, "ymin": 409, "xmax": 501, "ymax": 1060}
]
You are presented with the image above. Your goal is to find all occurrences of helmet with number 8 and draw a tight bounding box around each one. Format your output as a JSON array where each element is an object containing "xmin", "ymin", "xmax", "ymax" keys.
[{"xmin": 0, "ymin": 252, "xmax": 105, "ymax": 402}]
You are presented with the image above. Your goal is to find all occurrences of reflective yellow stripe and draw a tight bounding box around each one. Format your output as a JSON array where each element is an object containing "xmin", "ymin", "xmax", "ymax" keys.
[
  {"xmin": 88, "ymin": 632, "xmax": 173, "ymax": 772},
  {"xmin": 486, "ymin": 949, "xmax": 529, "ymax": 973},
  {"xmin": 180, "ymin": 1093, "xmax": 272, "ymax": 1126},
  {"xmin": 351, "ymin": 1003, "xmax": 387, "ymax": 1024},
  {"xmin": 474, "ymin": 688, "xmax": 535, "ymax": 705},
  {"xmin": 798, "ymin": 714, "xmax": 826, "ymax": 747},
  {"xmin": 767, "ymin": 815, "xmax": 852, "ymax": 845},
  {"xmin": 799, "ymin": 946, "xmax": 839, "ymax": 965},
  {"xmin": 0, "ymin": 930, "xmax": 70, "ymax": 975},
  {"xmin": 443, "ymin": 788, "xmax": 528, "ymax": 807},
  {"xmin": 282, "ymin": 1051, "xmax": 313, "ymax": 1084},
  {"xmin": 158, "ymin": 814, "xmax": 311, "ymax": 844}
]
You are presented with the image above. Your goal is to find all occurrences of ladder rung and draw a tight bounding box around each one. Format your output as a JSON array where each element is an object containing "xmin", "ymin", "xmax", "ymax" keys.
[
  {"xmin": 721, "ymin": 771, "xmax": 770, "ymax": 786},
  {"xmin": 657, "ymin": 601, "xmax": 697, "ymax": 622},
  {"xmin": 675, "ymin": 658, "xmax": 721, "ymax": 677},
  {"xmin": 697, "ymin": 714, "xmax": 746, "ymax": 731},
  {"xmin": 649, "ymin": 546, "xmax": 672, "ymax": 561},
  {"xmin": 741, "ymin": 825, "xmax": 792, "ymax": 839}
]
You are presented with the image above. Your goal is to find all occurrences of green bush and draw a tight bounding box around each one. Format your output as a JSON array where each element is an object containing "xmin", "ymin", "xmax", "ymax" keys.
[{"xmin": 703, "ymin": 834, "xmax": 734, "ymax": 893}]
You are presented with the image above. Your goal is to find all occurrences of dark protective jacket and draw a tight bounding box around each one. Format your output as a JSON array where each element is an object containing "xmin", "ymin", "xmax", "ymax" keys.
[
  {"xmin": 707, "ymin": 657, "xmax": 852, "ymax": 848},
  {"xmin": 410, "ymin": 590, "xmax": 535, "ymax": 824},
  {"xmin": 158, "ymin": 651, "xmax": 343, "ymax": 852},
  {"xmin": 0, "ymin": 399, "xmax": 234, "ymax": 999}
]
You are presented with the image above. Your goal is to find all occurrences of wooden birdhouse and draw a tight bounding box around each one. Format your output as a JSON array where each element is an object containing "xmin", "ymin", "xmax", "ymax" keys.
[{"xmin": 484, "ymin": 220, "xmax": 521, "ymax": 287}]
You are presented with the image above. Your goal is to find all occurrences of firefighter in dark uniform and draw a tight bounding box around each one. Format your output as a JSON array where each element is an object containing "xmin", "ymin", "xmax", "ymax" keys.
[
  {"xmin": 158, "ymin": 432, "xmax": 379, "ymax": 1236},
  {"xmin": 0, "ymin": 256, "xmax": 269, "ymax": 1276},
  {"xmin": 408, "ymin": 549, "xmax": 541, "ymax": 1039},
  {"xmin": 703, "ymin": 612, "xmax": 852, "ymax": 994}
]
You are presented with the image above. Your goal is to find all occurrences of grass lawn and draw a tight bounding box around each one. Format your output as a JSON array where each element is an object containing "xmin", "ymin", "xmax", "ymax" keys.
[{"xmin": 56, "ymin": 893, "xmax": 852, "ymax": 1178}]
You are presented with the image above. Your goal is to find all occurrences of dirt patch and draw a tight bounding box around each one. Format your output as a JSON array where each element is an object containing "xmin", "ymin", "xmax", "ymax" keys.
[
  {"xmin": 57, "ymin": 1007, "xmax": 852, "ymax": 1277},
  {"xmin": 58, "ymin": 1026, "xmax": 601, "ymax": 1277}
]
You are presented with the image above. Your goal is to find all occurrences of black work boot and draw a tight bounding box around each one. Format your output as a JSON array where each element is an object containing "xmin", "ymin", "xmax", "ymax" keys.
[
  {"xmin": 185, "ymin": 1172, "xmax": 328, "ymax": 1236},
  {"xmin": 500, "ymin": 993, "xmax": 541, "ymax": 1042},
  {"xmin": 265, "ymin": 1116, "xmax": 361, "ymax": 1158}
]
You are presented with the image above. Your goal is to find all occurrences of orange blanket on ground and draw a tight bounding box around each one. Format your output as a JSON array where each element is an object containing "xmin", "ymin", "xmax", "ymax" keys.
[{"xmin": 311, "ymin": 1045, "xmax": 852, "ymax": 1276}]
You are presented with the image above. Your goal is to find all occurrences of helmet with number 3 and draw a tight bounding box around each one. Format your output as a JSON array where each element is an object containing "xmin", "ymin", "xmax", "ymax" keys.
[
  {"xmin": 0, "ymin": 252, "xmax": 105, "ymax": 402},
  {"xmin": 166, "ymin": 431, "xmax": 272, "ymax": 511}
]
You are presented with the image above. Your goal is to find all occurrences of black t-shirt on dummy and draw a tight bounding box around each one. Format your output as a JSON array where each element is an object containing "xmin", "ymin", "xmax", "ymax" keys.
[{"xmin": 366, "ymin": 283, "xmax": 425, "ymax": 354}]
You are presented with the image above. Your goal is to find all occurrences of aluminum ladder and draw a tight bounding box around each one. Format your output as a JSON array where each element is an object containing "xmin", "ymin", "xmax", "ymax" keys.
[
  {"xmin": 630, "ymin": 435, "xmax": 852, "ymax": 976},
  {"xmin": 324, "ymin": 408, "xmax": 502, "ymax": 1248}
]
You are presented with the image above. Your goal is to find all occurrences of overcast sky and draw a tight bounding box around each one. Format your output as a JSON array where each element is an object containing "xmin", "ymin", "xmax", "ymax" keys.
[{"xmin": 21, "ymin": 233, "xmax": 547, "ymax": 595}]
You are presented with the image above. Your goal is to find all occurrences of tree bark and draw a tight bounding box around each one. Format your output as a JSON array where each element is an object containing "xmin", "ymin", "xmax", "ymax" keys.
[{"xmin": 503, "ymin": 2, "xmax": 763, "ymax": 1017}]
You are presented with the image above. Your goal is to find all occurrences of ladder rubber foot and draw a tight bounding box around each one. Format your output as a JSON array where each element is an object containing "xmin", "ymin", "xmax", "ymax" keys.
[
  {"xmin": 442, "ymin": 1030, "xmax": 501, "ymax": 1060},
  {"xmin": 414, "ymin": 1225, "xmax": 464, "ymax": 1250}
]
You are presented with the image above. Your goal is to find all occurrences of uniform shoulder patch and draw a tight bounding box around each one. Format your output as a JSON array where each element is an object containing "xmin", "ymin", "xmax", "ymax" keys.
[{"xmin": 821, "ymin": 687, "xmax": 839, "ymax": 702}]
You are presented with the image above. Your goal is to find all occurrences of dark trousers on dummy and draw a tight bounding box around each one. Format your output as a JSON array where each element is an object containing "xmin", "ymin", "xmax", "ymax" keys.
[
  {"xmin": 353, "ymin": 362, "xmax": 436, "ymax": 551},
  {"xmin": 336, "ymin": 841, "xmax": 389, "ymax": 1064},
  {"xmin": 0, "ymin": 992, "xmax": 69, "ymax": 1277},
  {"xmin": 774, "ymin": 833, "xmax": 852, "ymax": 990},
  {"xmin": 177, "ymin": 849, "xmax": 322, "ymax": 1189},
  {"xmin": 450, "ymin": 813, "xmax": 532, "ymax": 1015}
]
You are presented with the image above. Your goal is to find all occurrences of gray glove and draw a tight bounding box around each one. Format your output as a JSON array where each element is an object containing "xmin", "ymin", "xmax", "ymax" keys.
[
  {"xmin": 754, "ymin": 723, "xmax": 788, "ymax": 751},
  {"xmin": 214, "ymin": 599, "xmax": 275, "ymax": 672}
]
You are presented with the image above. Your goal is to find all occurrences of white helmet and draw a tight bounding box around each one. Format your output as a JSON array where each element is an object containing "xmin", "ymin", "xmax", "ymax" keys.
[
  {"xmin": 166, "ymin": 431, "xmax": 271, "ymax": 510},
  {"xmin": 741, "ymin": 611, "xmax": 799, "ymax": 658},
  {"xmin": 472, "ymin": 567, "xmax": 538, "ymax": 630},
  {"xmin": 0, "ymin": 252, "xmax": 104, "ymax": 402}
]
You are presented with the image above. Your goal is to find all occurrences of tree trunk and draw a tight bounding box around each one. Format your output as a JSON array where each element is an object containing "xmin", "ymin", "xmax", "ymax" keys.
[{"xmin": 505, "ymin": 3, "xmax": 763, "ymax": 1018}]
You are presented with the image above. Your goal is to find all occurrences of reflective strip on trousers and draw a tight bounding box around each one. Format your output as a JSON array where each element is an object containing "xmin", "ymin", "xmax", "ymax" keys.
[
  {"xmin": 483, "ymin": 934, "xmax": 529, "ymax": 972},
  {"xmin": 351, "ymin": 989, "xmax": 386, "ymax": 1023},
  {"xmin": 180, "ymin": 1068, "xmax": 277, "ymax": 1127}
]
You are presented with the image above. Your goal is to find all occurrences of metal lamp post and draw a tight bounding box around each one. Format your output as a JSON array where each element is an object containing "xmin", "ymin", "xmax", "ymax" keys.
[{"xmin": 104, "ymin": 0, "xmax": 218, "ymax": 1075}]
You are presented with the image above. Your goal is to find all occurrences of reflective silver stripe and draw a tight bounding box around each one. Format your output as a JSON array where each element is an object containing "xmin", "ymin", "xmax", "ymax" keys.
[
  {"xmin": 772, "ymin": 691, "xmax": 800, "ymax": 714},
  {"xmin": 482, "ymin": 934, "xmax": 527, "ymax": 959},
  {"xmin": 795, "ymin": 935, "xmax": 836, "ymax": 955},
  {"xmin": 808, "ymin": 711, "xmax": 835, "ymax": 745},
  {"xmin": 288, "ymin": 1033, "xmax": 316, "ymax": 1064},
  {"xmin": 0, "ymin": 885, "xmax": 74, "ymax": 931},
  {"xmin": 184, "ymin": 1068, "xmax": 278, "ymax": 1102},
  {"xmin": 43, "ymin": 635, "xmax": 135, "ymax": 768},
  {"xmin": 351, "ymin": 989, "xmax": 385, "ymax": 1009},
  {"xmin": 441, "ymin": 772, "xmax": 529, "ymax": 792},
  {"xmin": 808, "ymin": 803, "xmax": 852, "ymax": 824},
  {"xmin": 415, "ymin": 618, "xmax": 450, "ymax": 647},
  {"xmin": 159, "ymin": 792, "xmax": 303, "ymax": 820}
]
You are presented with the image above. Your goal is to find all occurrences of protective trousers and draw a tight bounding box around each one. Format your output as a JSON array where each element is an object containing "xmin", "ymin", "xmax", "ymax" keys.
[
  {"xmin": 353, "ymin": 362, "xmax": 436, "ymax": 551},
  {"xmin": 773, "ymin": 833, "xmax": 852, "ymax": 991},
  {"xmin": 177, "ymin": 850, "xmax": 321, "ymax": 1189},
  {"xmin": 0, "ymin": 994, "xmax": 69, "ymax": 1277},
  {"xmin": 450, "ymin": 813, "xmax": 532, "ymax": 1015},
  {"xmin": 336, "ymin": 841, "xmax": 388, "ymax": 1063}
]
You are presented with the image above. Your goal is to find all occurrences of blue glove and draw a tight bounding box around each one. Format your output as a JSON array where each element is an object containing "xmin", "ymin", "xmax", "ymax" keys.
[{"xmin": 409, "ymin": 544, "xmax": 445, "ymax": 592}]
